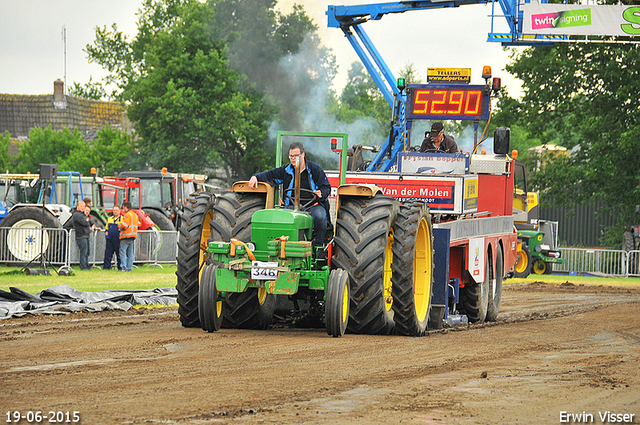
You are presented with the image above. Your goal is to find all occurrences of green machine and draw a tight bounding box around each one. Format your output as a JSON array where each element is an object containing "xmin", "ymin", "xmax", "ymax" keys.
[
  {"xmin": 177, "ymin": 131, "xmax": 350, "ymax": 337},
  {"xmin": 516, "ymin": 223, "xmax": 566, "ymax": 276}
]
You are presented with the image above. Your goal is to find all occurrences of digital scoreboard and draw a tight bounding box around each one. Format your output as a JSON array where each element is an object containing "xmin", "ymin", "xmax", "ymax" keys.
[{"xmin": 406, "ymin": 84, "xmax": 490, "ymax": 121}]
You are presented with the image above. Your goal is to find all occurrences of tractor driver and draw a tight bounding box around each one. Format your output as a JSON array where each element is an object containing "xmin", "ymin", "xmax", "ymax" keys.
[
  {"xmin": 248, "ymin": 141, "xmax": 331, "ymax": 247},
  {"xmin": 420, "ymin": 122, "xmax": 460, "ymax": 153}
]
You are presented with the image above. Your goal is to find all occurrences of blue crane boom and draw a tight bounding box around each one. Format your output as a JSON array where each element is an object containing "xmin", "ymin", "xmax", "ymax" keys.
[{"xmin": 326, "ymin": 0, "xmax": 562, "ymax": 172}]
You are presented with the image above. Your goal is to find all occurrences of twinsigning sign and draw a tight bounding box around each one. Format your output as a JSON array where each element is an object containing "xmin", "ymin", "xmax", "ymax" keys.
[{"xmin": 522, "ymin": 4, "xmax": 640, "ymax": 36}]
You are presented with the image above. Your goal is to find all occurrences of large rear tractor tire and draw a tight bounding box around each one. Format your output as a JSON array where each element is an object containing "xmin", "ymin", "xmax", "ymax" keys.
[
  {"xmin": 333, "ymin": 193, "xmax": 399, "ymax": 335},
  {"xmin": 325, "ymin": 268, "xmax": 350, "ymax": 337},
  {"xmin": 212, "ymin": 191, "xmax": 276, "ymax": 330},
  {"xmin": 144, "ymin": 208, "xmax": 176, "ymax": 231},
  {"xmin": 514, "ymin": 241, "xmax": 532, "ymax": 278},
  {"xmin": 391, "ymin": 202, "xmax": 434, "ymax": 336},
  {"xmin": 623, "ymin": 231, "xmax": 638, "ymax": 252},
  {"xmin": 199, "ymin": 264, "xmax": 223, "ymax": 332},
  {"xmin": 459, "ymin": 251, "xmax": 490, "ymax": 323},
  {"xmin": 176, "ymin": 192, "xmax": 216, "ymax": 328},
  {"xmin": 486, "ymin": 245, "xmax": 503, "ymax": 322},
  {"xmin": 0, "ymin": 206, "xmax": 63, "ymax": 263}
]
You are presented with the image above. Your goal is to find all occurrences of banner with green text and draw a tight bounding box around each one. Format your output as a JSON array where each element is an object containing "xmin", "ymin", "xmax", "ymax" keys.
[{"xmin": 522, "ymin": 4, "xmax": 640, "ymax": 36}]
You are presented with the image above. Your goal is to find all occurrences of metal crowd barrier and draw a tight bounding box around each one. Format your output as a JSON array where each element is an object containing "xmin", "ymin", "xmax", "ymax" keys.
[
  {"xmin": 0, "ymin": 227, "xmax": 70, "ymax": 268},
  {"xmin": 0, "ymin": 227, "xmax": 179, "ymax": 270},
  {"xmin": 556, "ymin": 247, "xmax": 640, "ymax": 277}
]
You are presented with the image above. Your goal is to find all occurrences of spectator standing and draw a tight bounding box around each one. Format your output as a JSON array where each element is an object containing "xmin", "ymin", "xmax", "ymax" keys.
[
  {"xmin": 72, "ymin": 201, "xmax": 93, "ymax": 270},
  {"xmin": 118, "ymin": 201, "xmax": 139, "ymax": 272},
  {"xmin": 103, "ymin": 205, "xmax": 123, "ymax": 270}
]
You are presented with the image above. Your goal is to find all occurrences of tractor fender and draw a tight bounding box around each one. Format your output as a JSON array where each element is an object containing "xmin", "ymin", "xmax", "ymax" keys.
[
  {"xmin": 8, "ymin": 203, "xmax": 72, "ymax": 224},
  {"xmin": 232, "ymin": 181, "xmax": 275, "ymax": 209},
  {"xmin": 334, "ymin": 184, "xmax": 382, "ymax": 216}
]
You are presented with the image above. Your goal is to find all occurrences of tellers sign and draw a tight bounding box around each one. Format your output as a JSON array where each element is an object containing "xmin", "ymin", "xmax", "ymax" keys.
[{"xmin": 406, "ymin": 84, "xmax": 490, "ymax": 121}]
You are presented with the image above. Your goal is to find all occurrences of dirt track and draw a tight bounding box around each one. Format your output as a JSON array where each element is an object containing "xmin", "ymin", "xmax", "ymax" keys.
[{"xmin": 1, "ymin": 282, "xmax": 639, "ymax": 425}]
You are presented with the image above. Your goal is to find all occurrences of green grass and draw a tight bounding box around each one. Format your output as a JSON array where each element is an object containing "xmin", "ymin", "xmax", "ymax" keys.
[
  {"xmin": 506, "ymin": 274, "xmax": 640, "ymax": 287},
  {"xmin": 2, "ymin": 263, "xmax": 639, "ymax": 296},
  {"xmin": 0, "ymin": 264, "xmax": 178, "ymax": 294}
]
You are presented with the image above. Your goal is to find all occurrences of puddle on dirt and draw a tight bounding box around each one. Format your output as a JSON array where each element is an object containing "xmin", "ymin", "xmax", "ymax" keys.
[
  {"xmin": 4, "ymin": 358, "xmax": 117, "ymax": 372},
  {"xmin": 310, "ymin": 385, "xmax": 388, "ymax": 414}
]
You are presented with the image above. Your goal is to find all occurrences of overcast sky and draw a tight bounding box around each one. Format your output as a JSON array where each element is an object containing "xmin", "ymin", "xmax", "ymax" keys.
[{"xmin": 0, "ymin": 0, "xmax": 523, "ymax": 97}]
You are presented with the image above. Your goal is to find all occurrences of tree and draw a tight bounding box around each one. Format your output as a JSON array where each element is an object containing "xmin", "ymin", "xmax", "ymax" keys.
[
  {"xmin": 496, "ymin": 42, "xmax": 640, "ymax": 246},
  {"xmin": 68, "ymin": 77, "xmax": 107, "ymax": 100},
  {"xmin": 85, "ymin": 0, "xmax": 274, "ymax": 182},
  {"xmin": 0, "ymin": 131, "xmax": 13, "ymax": 172},
  {"xmin": 92, "ymin": 126, "xmax": 137, "ymax": 176},
  {"xmin": 14, "ymin": 126, "xmax": 94, "ymax": 175},
  {"xmin": 83, "ymin": 0, "xmax": 330, "ymax": 182}
]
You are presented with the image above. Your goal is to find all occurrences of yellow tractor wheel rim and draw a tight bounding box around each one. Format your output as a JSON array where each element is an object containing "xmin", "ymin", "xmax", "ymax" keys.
[
  {"xmin": 257, "ymin": 287, "xmax": 268, "ymax": 305},
  {"xmin": 198, "ymin": 209, "xmax": 213, "ymax": 283},
  {"xmin": 341, "ymin": 281, "xmax": 349, "ymax": 323},
  {"xmin": 533, "ymin": 260, "xmax": 546, "ymax": 274},
  {"xmin": 515, "ymin": 243, "xmax": 528, "ymax": 274},
  {"xmin": 413, "ymin": 217, "xmax": 432, "ymax": 322},
  {"xmin": 384, "ymin": 229, "xmax": 394, "ymax": 311}
]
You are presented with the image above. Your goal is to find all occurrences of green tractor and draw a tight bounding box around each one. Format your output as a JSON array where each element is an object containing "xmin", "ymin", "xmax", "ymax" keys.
[
  {"xmin": 176, "ymin": 132, "xmax": 349, "ymax": 336},
  {"xmin": 176, "ymin": 131, "xmax": 434, "ymax": 337}
]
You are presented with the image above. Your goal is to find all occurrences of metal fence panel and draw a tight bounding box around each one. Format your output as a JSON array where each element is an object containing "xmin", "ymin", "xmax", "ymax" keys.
[
  {"xmin": 625, "ymin": 250, "xmax": 640, "ymax": 277},
  {"xmin": 69, "ymin": 230, "xmax": 179, "ymax": 268},
  {"xmin": 1, "ymin": 228, "xmax": 179, "ymax": 269},
  {"xmin": 0, "ymin": 227, "xmax": 69, "ymax": 266},
  {"xmin": 557, "ymin": 248, "xmax": 627, "ymax": 277}
]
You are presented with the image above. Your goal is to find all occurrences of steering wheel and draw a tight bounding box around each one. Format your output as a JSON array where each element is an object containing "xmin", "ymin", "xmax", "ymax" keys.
[
  {"xmin": 283, "ymin": 188, "xmax": 320, "ymax": 210},
  {"xmin": 420, "ymin": 148, "xmax": 442, "ymax": 153}
]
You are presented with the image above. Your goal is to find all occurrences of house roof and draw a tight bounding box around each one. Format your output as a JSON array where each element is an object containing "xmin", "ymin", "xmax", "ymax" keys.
[{"xmin": 0, "ymin": 82, "xmax": 131, "ymax": 141}]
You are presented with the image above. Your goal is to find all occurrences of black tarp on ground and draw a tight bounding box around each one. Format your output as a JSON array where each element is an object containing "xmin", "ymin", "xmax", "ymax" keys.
[{"xmin": 0, "ymin": 284, "xmax": 177, "ymax": 319}]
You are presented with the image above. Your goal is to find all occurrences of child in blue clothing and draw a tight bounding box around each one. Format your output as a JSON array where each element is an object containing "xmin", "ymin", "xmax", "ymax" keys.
[{"xmin": 103, "ymin": 205, "xmax": 123, "ymax": 270}]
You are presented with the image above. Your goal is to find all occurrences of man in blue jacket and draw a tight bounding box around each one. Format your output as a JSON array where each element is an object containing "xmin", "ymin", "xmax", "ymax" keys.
[
  {"xmin": 248, "ymin": 141, "xmax": 331, "ymax": 247},
  {"xmin": 103, "ymin": 205, "xmax": 123, "ymax": 270}
]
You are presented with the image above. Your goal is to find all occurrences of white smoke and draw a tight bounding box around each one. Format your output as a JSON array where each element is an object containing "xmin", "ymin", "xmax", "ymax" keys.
[{"xmin": 267, "ymin": 34, "xmax": 385, "ymax": 167}]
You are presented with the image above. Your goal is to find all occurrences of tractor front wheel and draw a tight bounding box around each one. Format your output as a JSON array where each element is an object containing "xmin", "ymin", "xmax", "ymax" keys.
[
  {"xmin": 325, "ymin": 268, "xmax": 350, "ymax": 337},
  {"xmin": 176, "ymin": 192, "xmax": 216, "ymax": 328},
  {"xmin": 212, "ymin": 191, "xmax": 276, "ymax": 329},
  {"xmin": 199, "ymin": 264, "xmax": 223, "ymax": 332},
  {"xmin": 532, "ymin": 259, "xmax": 552, "ymax": 275}
]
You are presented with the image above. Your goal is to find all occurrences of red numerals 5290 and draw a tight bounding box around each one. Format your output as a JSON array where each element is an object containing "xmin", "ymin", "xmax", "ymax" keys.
[{"xmin": 412, "ymin": 89, "xmax": 483, "ymax": 116}]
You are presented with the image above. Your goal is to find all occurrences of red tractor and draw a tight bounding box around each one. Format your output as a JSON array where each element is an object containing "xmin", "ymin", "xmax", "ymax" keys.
[{"xmin": 101, "ymin": 177, "xmax": 156, "ymax": 231}]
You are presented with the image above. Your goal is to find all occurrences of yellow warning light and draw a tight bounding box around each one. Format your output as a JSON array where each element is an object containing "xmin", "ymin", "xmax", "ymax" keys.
[{"xmin": 482, "ymin": 66, "xmax": 492, "ymax": 80}]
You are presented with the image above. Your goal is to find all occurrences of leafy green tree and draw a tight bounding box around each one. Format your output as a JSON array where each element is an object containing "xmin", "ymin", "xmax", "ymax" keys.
[
  {"xmin": 0, "ymin": 131, "xmax": 13, "ymax": 172},
  {"xmin": 68, "ymin": 76, "xmax": 107, "ymax": 100},
  {"xmin": 497, "ymin": 42, "xmax": 640, "ymax": 246},
  {"xmin": 92, "ymin": 126, "xmax": 137, "ymax": 176},
  {"xmin": 85, "ymin": 0, "xmax": 274, "ymax": 181},
  {"xmin": 332, "ymin": 62, "xmax": 388, "ymax": 126},
  {"xmin": 15, "ymin": 126, "xmax": 94, "ymax": 174},
  {"xmin": 83, "ymin": 0, "xmax": 329, "ymax": 181}
]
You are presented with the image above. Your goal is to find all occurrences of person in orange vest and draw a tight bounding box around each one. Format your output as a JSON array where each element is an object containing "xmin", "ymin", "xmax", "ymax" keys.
[{"xmin": 118, "ymin": 201, "xmax": 139, "ymax": 272}]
